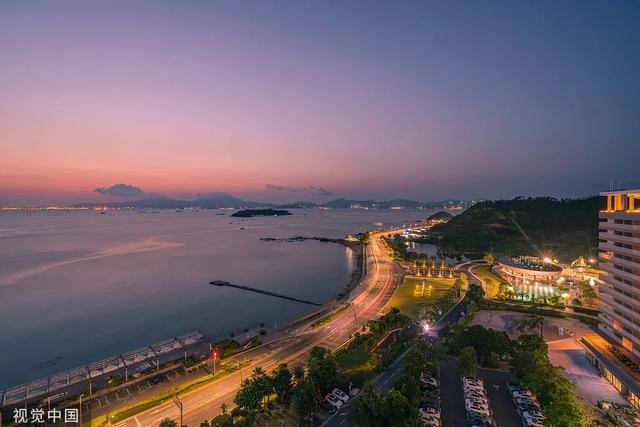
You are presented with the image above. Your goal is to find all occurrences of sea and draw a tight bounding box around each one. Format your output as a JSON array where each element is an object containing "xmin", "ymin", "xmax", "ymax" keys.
[{"xmin": 0, "ymin": 208, "xmax": 437, "ymax": 388}]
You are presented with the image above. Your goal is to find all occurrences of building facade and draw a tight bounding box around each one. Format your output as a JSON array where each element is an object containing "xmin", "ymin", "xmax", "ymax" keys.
[{"xmin": 598, "ymin": 189, "xmax": 640, "ymax": 358}]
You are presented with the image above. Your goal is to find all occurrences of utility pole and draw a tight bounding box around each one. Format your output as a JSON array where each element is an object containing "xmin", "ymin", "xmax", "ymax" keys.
[{"xmin": 172, "ymin": 394, "xmax": 183, "ymax": 427}]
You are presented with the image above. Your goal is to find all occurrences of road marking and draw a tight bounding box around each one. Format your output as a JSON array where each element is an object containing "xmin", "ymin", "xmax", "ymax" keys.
[{"xmin": 134, "ymin": 416, "xmax": 142, "ymax": 427}]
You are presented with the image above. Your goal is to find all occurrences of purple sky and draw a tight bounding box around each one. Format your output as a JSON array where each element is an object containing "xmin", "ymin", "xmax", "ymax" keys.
[{"xmin": 1, "ymin": 1, "xmax": 639, "ymax": 205}]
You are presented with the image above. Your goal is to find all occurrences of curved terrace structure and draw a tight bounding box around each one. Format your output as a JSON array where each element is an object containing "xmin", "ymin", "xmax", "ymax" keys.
[{"xmin": 497, "ymin": 256, "xmax": 563, "ymax": 285}]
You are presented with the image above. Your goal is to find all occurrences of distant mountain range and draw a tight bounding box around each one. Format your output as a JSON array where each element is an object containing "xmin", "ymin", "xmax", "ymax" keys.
[{"xmin": 71, "ymin": 192, "xmax": 476, "ymax": 210}]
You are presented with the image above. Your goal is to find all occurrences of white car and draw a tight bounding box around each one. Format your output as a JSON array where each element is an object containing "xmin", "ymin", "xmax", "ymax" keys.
[
  {"xmin": 325, "ymin": 393, "xmax": 343, "ymax": 409},
  {"xmin": 464, "ymin": 384, "xmax": 484, "ymax": 393},
  {"xmin": 463, "ymin": 377, "xmax": 484, "ymax": 385},
  {"xmin": 464, "ymin": 391, "xmax": 487, "ymax": 400},
  {"xmin": 465, "ymin": 403, "xmax": 490, "ymax": 416},
  {"xmin": 419, "ymin": 407, "xmax": 440, "ymax": 419},
  {"xmin": 331, "ymin": 388, "xmax": 349, "ymax": 403},
  {"xmin": 465, "ymin": 397, "xmax": 489, "ymax": 406},
  {"xmin": 420, "ymin": 413, "xmax": 440, "ymax": 426}
]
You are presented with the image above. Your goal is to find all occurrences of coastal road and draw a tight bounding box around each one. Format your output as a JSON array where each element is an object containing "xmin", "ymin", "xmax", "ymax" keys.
[{"xmin": 111, "ymin": 231, "xmax": 403, "ymax": 427}]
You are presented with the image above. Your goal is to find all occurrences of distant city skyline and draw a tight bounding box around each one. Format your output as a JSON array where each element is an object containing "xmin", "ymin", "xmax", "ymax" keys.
[{"xmin": 1, "ymin": 1, "xmax": 639, "ymax": 206}]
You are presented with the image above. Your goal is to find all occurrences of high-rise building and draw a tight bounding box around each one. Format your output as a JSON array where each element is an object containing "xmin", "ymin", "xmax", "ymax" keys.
[{"xmin": 598, "ymin": 189, "xmax": 640, "ymax": 356}]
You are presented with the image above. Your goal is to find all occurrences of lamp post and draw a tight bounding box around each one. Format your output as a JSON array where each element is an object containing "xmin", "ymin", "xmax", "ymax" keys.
[{"xmin": 172, "ymin": 394, "xmax": 183, "ymax": 427}]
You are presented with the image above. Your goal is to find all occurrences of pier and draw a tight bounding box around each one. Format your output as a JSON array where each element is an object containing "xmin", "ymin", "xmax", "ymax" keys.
[{"xmin": 210, "ymin": 280, "xmax": 321, "ymax": 306}]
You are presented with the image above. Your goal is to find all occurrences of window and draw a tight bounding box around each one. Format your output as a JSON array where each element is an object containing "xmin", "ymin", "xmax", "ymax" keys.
[
  {"xmin": 603, "ymin": 368, "xmax": 623, "ymax": 392},
  {"xmin": 629, "ymin": 391, "xmax": 640, "ymax": 409}
]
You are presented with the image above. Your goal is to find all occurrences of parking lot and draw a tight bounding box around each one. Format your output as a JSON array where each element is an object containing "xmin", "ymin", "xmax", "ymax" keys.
[{"xmin": 85, "ymin": 366, "xmax": 190, "ymax": 413}]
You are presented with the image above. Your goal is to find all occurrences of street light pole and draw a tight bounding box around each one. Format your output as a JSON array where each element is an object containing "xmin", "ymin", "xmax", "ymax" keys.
[{"xmin": 172, "ymin": 395, "xmax": 183, "ymax": 427}]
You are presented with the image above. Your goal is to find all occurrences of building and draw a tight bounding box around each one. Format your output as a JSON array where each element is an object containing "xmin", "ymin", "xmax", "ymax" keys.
[
  {"xmin": 598, "ymin": 189, "xmax": 640, "ymax": 357},
  {"xmin": 581, "ymin": 189, "xmax": 640, "ymax": 407},
  {"xmin": 497, "ymin": 256, "xmax": 563, "ymax": 285}
]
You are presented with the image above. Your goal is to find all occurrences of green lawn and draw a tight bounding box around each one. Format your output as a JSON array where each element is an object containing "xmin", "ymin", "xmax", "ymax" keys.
[
  {"xmin": 335, "ymin": 348, "xmax": 378, "ymax": 372},
  {"xmin": 472, "ymin": 265, "xmax": 509, "ymax": 298},
  {"xmin": 385, "ymin": 276, "xmax": 455, "ymax": 318}
]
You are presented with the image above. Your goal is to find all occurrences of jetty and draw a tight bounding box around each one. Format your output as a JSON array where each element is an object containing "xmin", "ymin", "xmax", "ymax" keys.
[{"xmin": 210, "ymin": 280, "xmax": 321, "ymax": 306}]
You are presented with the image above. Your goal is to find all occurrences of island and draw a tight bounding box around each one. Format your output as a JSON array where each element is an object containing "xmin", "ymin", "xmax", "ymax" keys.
[{"xmin": 231, "ymin": 209, "xmax": 292, "ymax": 218}]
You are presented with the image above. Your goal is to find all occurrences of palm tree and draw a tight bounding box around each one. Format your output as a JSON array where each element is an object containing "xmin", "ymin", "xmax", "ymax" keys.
[{"xmin": 526, "ymin": 315, "xmax": 545, "ymax": 338}]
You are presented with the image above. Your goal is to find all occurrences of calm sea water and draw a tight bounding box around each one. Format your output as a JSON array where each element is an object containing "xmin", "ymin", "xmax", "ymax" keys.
[{"xmin": 0, "ymin": 208, "xmax": 434, "ymax": 387}]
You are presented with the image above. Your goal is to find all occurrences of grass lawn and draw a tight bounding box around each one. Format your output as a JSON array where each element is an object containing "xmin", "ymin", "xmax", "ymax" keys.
[
  {"xmin": 335, "ymin": 348, "xmax": 378, "ymax": 372},
  {"xmin": 472, "ymin": 265, "xmax": 509, "ymax": 298},
  {"xmin": 385, "ymin": 276, "xmax": 455, "ymax": 318}
]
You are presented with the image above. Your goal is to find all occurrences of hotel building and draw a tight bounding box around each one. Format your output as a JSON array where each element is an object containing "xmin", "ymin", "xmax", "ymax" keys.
[
  {"xmin": 581, "ymin": 189, "xmax": 640, "ymax": 407},
  {"xmin": 598, "ymin": 189, "xmax": 640, "ymax": 356}
]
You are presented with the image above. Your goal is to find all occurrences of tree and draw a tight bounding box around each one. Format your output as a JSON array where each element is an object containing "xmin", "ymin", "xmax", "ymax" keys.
[
  {"xmin": 352, "ymin": 384, "xmax": 386, "ymax": 427},
  {"xmin": 466, "ymin": 283, "xmax": 485, "ymax": 303},
  {"xmin": 250, "ymin": 366, "xmax": 272, "ymax": 406},
  {"xmin": 234, "ymin": 378, "xmax": 261, "ymax": 414},
  {"xmin": 207, "ymin": 403, "xmax": 233, "ymax": 427},
  {"xmin": 271, "ymin": 363, "xmax": 293, "ymax": 402},
  {"xmin": 293, "ymin": 365, "xmax": 305, "ymax": 382},
  {"xmin": 307, "ymin": 346, "xmax": 338, "ymax": 395},
  {"xmin": 526, "ymin": 315, "xmax": 545, "ymax": 338},
  {"xmin": 518, "ymin": 334, "xmax": 547, "ymax": 356},
  {"xmin": 293, "ymin": 376, "xmax": 318, "ymax": 421},
  {"xmin": 159, "ymin": 419, "xmax": 178, "ymax": 427},
  {"xmin": 385, "ymin": 388, "xmax": 418, "ymax": 425},
  {"xmin": 458, "ymin": 346, "xmax": 478, "ymax": 377}
]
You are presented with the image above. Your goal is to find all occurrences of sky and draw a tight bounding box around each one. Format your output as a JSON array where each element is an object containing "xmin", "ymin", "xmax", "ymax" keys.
[{"xmin": 1, "ymin": 1, "xmax": 639, "ymax": 206}]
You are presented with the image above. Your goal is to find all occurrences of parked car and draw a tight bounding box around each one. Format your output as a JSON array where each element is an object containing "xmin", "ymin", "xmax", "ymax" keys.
[
  {"xmin": 465, "ymin": 397, "xmax": 489, "ymax": 406},
  {"xmin": 320, "ymin": 400, "xmax": 337, "ymax": 413},
  {"xmin": 421, "ymin": 400, "xmax": 441, "ymax": 411},
  {"xmin": 421, "ymin": 374, "xmax": 438, "ymax": 387},
  {"xmin": 463, "ymin": 377, "xmax": 484, "ymax": 386},
  {"xmin": 522, "ymin": 411, "xmax": 545, "ymax": 420},
  {"xmin": 517, "ymin": 402, "xmax": 541, "ymax": 412},
  {"xmin": 420, "ymin": 413, "xmax": 440, "ymax": 426},
  {"xmin": 464, "ymin": 385, "xmax": 485, "ymax": 394},
  {"xmin": 512, "ymin": 390, "xmax": 535, "ymax": 399},
  {"xmin": 419, "ymin": 407, "xmax": 441, "ymax": 419},
  {"xmin": 465, "ymin": 390, "xmax": 487, "ymax": 400},
  {"xmin": 507, "ymin": 382, "xmax": 523, "ymax": 392},
  {"xmin": 467, "ymin": 410, "xmax": 492, "ymax": 422},
  {"xmin": 423, "ymin": 388, "xmax": 441, "ymax": 398},
  {"xmin": 516, "ymin": 397, "xmax": 538, "ymax": 406},
  {"xmin": 325, "ymin": 393, "xmax": 343, "ymax": 409},
  {"xmin": 468, "ymin": 415, "xmax": 493, "ymax": 426},
  {"xmin": 332, "ymin": 388, "xmax": 349, "ymax": 403},
  {"xmin": 465, "ymin": 403, "xmax": 490, "ymax": 416},
  {"xmin": 523, "ymin": 418, "xmax": 544, "ymax": 427}
]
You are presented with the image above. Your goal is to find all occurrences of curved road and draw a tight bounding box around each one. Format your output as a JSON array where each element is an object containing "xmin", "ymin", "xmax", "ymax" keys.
[{"xmin": 113, "ymin": 231, "xmax": 403, "ymax": 427}]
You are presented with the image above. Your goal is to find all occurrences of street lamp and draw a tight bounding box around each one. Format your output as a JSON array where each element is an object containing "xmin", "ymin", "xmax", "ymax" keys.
[
  {"xmin": 211, "ymin": 348, "xmax": 219, "ymax": 375},
  {"xmin": 172, "ymin": 394, "xmax": 183, "ymax": 427}
]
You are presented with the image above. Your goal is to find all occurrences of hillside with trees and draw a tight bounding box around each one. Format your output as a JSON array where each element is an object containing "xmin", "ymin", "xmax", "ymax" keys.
[{"xmin": 427, "ymin": 197, "xmax": 603, "ymax": 261}]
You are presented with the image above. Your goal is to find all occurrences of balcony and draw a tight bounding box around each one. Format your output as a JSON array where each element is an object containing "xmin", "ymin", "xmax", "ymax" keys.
[
  {"xmin": 600, "ymin": 221, "xmax": 640, "ymax": 233},
  {"xmin": 600, "ymin": 292, "xmax": 640, "ymax": 323},
  {"xmin": 600, "ymin": 242, "xmax": 640, "ymax": 258},
  {"xmin": 601, "ymin": 211, "xmax": 640, "ymax": 221},
  {"xmin": 600, "ymin": 232, "xmax": 640, "ymax": 246},
  {"xmin": 600, "ymin": 263, "xmax": 640, "ymax": 286}
]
